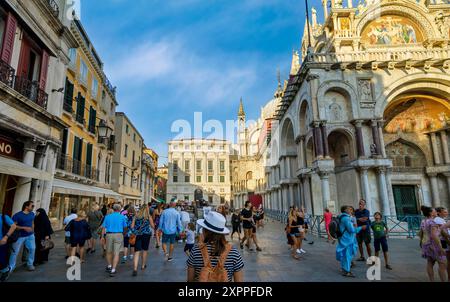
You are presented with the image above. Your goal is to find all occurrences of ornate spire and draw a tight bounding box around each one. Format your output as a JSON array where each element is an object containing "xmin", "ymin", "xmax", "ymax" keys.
[
  {"xmin": 238, "ymin": 97, "xmax": 245, "ymax": 117},
  {"xmin": 290, "ymin": 50, "xmax": 301, "ymax": 75},
  {"xmin": 274, "ymin": 69, "xmax": 283, "ymax": 98}
]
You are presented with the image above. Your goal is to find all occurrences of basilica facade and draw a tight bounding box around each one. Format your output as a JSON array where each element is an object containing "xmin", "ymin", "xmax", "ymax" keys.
[{"xmin": 261, "ymin": 0, "xmax": 450, "ymax": 218}]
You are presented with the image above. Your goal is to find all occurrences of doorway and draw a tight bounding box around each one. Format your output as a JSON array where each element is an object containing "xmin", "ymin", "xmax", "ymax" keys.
[{"xmin": 392, "ymin": 185, "xmax": 419, "ymax": 217}]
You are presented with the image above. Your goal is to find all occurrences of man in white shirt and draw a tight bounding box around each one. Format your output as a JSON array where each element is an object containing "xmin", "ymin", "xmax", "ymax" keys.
[
  {"xmin": 63, "ymin": 208, "xmax": 78, "ymax": 259},
  {"xmin": 180, "ymin": 207, "xmax": 191, "ymax": 231}
]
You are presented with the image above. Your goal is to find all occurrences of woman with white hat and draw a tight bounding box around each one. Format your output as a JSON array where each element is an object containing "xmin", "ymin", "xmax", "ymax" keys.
[{"xmin": 187, "ymin": 211, "xmax": 244, "ymax": 282}]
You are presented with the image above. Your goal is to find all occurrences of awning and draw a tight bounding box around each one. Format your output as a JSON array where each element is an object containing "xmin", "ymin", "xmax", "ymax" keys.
[
  {"xmin": 52, "ymin": 179, "xmax": 122, "ymax": 198},
  {"xmin": 0, "ymin": 156, "xmax": 52, "ymax": 181},
  {"xmin": 121, "ymin": 195, "xmax": 142, "ymax": 201}
]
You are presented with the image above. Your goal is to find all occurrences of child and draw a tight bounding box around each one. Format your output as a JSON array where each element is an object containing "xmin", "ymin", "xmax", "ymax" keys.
[
  {"xmin": 371, "ymin": 212, "xmax": 392, "ymax": 270},
  {"xmin": 68, "ymin": 210, "xmax": 91, "ymax": 263},
  {"xmin": 184, "ymin": 222, "xmax": 196, "ymax": 256}
]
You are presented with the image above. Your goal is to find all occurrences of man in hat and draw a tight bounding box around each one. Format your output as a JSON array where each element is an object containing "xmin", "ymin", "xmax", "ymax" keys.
[{"xmin": 159, "ymin": 199, "xmax": 183, "ymax": 262}]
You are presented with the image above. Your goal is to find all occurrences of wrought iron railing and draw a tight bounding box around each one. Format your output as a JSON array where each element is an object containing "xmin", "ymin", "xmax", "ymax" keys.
[
  {"xmin": 47, "ymin": 0, "xmax": 60, "ymax": 18},
  {"xmin": 0, "ymin": 60, "xmax": 15, "ymax": 87},
  {"xmin": 14, "ymin": 76, "xmax": 48, "ymax": 109},
  {"xmin": 56, "ymin": 153, "xmax": 99, "ymax": 181},
  {"xmin": 265, "ymin": 210, "xmax": 424, "ymax": 239}
]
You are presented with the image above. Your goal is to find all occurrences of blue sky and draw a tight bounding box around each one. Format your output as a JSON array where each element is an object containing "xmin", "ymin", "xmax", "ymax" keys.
[{"xmin": 80, "ymin": 0, "xmax": 324, "ymax": 164}]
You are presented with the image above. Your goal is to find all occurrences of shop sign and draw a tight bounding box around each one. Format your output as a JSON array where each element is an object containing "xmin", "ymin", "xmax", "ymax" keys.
[{"xmin": 0, "ymin": 136, "xmax": 23, "ymax": 160}]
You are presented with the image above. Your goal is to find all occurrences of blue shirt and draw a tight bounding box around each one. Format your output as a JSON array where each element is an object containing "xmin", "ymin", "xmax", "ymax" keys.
[
  {"xmin": 102, "ymin": 212, "xmax": 127, "ymax": 233},
  {"xmin": 0, "ymin": 214, "xmax": 14, "ymax": 238},
  {"xmin": 336, "ymin": 213, "xmax": 362, "ymax": 252},
  {"xmin": 355, "ymin": 208, "xmax": 370, "ymax": 228},
  {"xmin": 159, "ymin": 208, "xmax": 183, "ymax": 235},
  {"xmin": 12, "ymin": 211, "xmax": 35, "ymax": 237}
]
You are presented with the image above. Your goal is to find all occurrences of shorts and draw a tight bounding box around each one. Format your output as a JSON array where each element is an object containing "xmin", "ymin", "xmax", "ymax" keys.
[
  {"xmin": 89, "ymin": 226, "xmax": 100, "ymax": 240},
  {"xmin": 65, "ymin": 237, "xmax": 71, "ymax": 245},
  {"xmin": 162, "ymin": 233, "xmax": 176, "ymax": 244},
  {"xmin": 70, "ymin": 239, "xmax": 86, "ymax": 248},
  {"xmin": 123, "ymin": 236, "xmax": 135, "ymax": 248},
  {"xmin": 252, "ymin": 226, "xmax": 257, "ymax": 234},
  {"xmin": 357, "ymin": 230, "xmax": 372, "ymax": 244},
  {"xmin": 290, "ymin": 233, "xmax": 301, "ymax": 237},
  {"xmin": 184, "ymin": 244, "xmax": 194, "ymax": 253},
  {"xmin": 106, "ymin": 233, "xmax": 123, "ymax": 255},
  {"xmin": 232, "ymin": 224, "xmax": 241, "ymax": 234},
  {"xmin": 134, "ymin": 234, "xmax": 151, "ymax": 252},
  {"xmin": 441, "ymin": 240, "xmax": 448, "ymax": 250},
  {"xmin": 374, "ymin": 236, "xmax": 388, "ymax": 253}
]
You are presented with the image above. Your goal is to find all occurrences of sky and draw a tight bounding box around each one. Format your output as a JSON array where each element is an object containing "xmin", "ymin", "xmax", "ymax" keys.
[{"xmin": 80, "ymin": 0, "xmax": 325, "ymax": 164}]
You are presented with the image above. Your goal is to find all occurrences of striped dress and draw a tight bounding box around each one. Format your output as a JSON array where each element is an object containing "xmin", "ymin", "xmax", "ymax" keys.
[{"xmin": 186, "ymin": 243, "xmax": 244, "ymax": 282}]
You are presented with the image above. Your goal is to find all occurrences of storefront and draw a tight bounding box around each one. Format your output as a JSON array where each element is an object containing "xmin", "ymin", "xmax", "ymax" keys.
[
  {"xmin": 50, "ymin": 179, "xmax": 121, "ymax": 230},
  {"xmin": 0, "ymin": 133, "xmax": 53, "ymax": 215}
]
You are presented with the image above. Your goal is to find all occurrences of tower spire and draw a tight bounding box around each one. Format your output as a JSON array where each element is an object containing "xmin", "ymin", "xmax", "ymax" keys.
[{"xmin": 238, "ymin": 97, "xmax": 245, "ymax": 117}]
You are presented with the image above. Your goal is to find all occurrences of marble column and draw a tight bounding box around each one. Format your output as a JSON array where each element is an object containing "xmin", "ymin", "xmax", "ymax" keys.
[
  {"xmin": 428, "ymin": 173, "xmax": 440, "ymax": 208},
  {"xmin": 13, "ymin": 140, "xmax": 38, "ymax": 214},
  {"xmin": 286, "ymin": 157, "xmax": 291, "ymax": 179},
  {"xmin": 371, "ymin": 120, "xmax": 381, "ymax": 155},
  {"xmin": 378, "ymin": 121, "xmax": 387, "ymax": 158},
  {"xmin": 301, "ymin": 136, "xmax": 307, "ymax": 167},
  {"xmin": 353, "ymin": 120, "xmax": 366, "ymax": 158},
  {"xmin": 321, "ymin": 122, "xmax": 330, "ymax": 158},
  {"xmin": 444, "ymin": 173, "xmax": 450, "ymax": 208},
  {"xmin": 319, "ymin": 171, "xmax": 330, "ymax": 212},
  {"xmin": 376, "ymin": 167, "xmax": 391, "ymax": 216},
  {"xmin": 429, "ymin": 133, "xmax": 441, "ymax": 165},
  {"xmin": 304, "ymin": 176, "xmax": 314, "ymax": 215},
  {"xmin": 359, "ymin": 167, "xmax": 372, "ymax": 214},
  {"xmin": 289, "ymin": 184, "xmax": 294, "ymax": 208},
  {"xmin": 440, "ymin": 131, "xmax": 450, "ymax": 164},
  {"xmin": 278, "ymin": 189, "xmax": 283, "ymax": 212},
  {"xmin": 313, "ymin": 121, "xmax": 324, "ymax": 159}
]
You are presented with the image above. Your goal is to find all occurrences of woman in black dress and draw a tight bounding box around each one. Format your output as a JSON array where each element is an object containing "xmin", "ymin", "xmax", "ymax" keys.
[{"xmin": 34, "ymin": 208, "xmax": 54, "ymax": 265}]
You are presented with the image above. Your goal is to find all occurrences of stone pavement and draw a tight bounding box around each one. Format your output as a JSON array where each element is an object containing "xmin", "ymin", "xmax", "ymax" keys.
[{"xmin": 8, "ymin": 219, "xmax": 429, "ymax": 282}]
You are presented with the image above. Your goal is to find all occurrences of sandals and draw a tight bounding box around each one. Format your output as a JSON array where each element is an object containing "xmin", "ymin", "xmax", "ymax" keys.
[
  {"xmin": 141, "ymin": 265, "xmax": 147, "ymax": 270},
  {"xmin": 342, "ymin": 271, "xmax": 355, "ymax": 278}
]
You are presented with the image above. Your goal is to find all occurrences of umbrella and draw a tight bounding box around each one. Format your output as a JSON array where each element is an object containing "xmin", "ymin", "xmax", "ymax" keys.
[{"xmin": 151, "ymin": 196, "xmax": 166, "ymax": 204}]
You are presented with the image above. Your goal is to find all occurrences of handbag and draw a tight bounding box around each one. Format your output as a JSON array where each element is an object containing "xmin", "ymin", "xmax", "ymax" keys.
[
  {"xmin": 129, "ymin": 218, "xmax": 147, "ymax": 245},
  {"xmin": 40, "ymin": 239, "xmax": 55, "ymax": 251}
]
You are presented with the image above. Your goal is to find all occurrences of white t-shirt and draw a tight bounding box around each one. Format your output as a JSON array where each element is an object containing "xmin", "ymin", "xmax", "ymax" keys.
[
  {"xmin": 434, "ymin": 217, "xmax": 450, "ymax": 236},
  {"xmin": 203, "ymin": 207, "xmax": 212, "ymax": 218},
  {"xmin": 63, "ymin": 213, "xmax": 78, "ymax": 237},
  {"xmin": 180, "ymin": 211, "xmax": 190, "ymax": 223},
  {"xmin": 186, "ymin": 230, "xmax": 196, "ymax": 244}
]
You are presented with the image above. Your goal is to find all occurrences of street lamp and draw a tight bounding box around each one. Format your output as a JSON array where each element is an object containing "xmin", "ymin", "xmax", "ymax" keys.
[{"xmin": 97, "ymin": 119, "xmax": 112, "ymax": 138}]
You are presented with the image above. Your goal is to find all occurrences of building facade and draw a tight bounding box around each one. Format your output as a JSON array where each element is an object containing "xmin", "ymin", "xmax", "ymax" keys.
[
  {"xmin": 0, "ymin": 0, "xmax": 76, "ymax": 216},
  {"xmin": 167, "ymin": 139, "xmax": 232, "ymax": 205},
  {"xmin": 232, "ymin": 83, "xmax": 284, "ymax": 209},
  {"xmin": 49, "ymin": 19, "xmax": 119, "ymax": 229},
  {"xmin": 156, "ymin": 165, "xmax": 168, "ymax": 200},
  {"xmin": 263, "ymin": 0, "xmax": 450, "ymax": 218},
  {"xmin": 111, "ymin": 112, "xmax": 144, "ymax": 206},
  {"xmin": 141, "ymin": 147, "xmax": 158, "ymax": 204}
]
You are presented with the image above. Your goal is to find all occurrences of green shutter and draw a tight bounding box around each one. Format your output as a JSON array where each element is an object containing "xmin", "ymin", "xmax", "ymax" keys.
[
  {"xmin": 63, "ymin": 78, "xmax": 74, "ymax": 112},
  {"xmin": 86, "ymin": 143, "xmax": 93, "ymax": 167}
]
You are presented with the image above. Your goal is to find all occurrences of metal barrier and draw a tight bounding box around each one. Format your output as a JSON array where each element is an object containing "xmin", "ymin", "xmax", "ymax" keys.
[{"xmin": 264, "ymin": 210, "xmax": 424, "ymax": 239}]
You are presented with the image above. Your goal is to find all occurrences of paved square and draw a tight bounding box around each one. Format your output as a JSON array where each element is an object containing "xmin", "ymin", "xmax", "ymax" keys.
[{"xmin": 7, "ymin": 220, "xmax": 429, "ymax": 282}]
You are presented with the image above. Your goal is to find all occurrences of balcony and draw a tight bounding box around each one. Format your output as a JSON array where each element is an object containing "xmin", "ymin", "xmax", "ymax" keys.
[
  {"xmin": 0, "ymin": 60, "xmax": 15, "ymax": 87},
  {"xmin": 56, "ymin": 153, "xmax": 99, "ymax": 181},
  {"xmin": 14, "ymin": 76, "xmax": 48, "ymax": 109}
]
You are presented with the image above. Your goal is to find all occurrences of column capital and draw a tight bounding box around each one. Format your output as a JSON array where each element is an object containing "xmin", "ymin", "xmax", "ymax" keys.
[
  {"xmin": 370, "ymin": 119, "xmax": 379, "ymax": 128},
  {"xmin": 310, "ymin": 120, "xmax": 322, "ymax": 128},
  {"xmin": 442, "ymin": 172, "xmax": 450, "ymax": 178},
  {"xmin": 427, "ymin": 172, "xmax": 438, "ymax": 178},
  {"xmin": 357, "ymin": 166, "xmax": 370, "ymax": 173},
  {"xmin": 318, "ymin": 171, "xmax": 330, "ymax": 179},
  {"xmin": 376, "ymin": 166, "xmax": 387, "ymax": 174},
  {"xmin": 351, "ymin": 119, "xmax": 365, "ymax": 127},
  {"xmin": 306, "ymin": 74, "xmax": 320, "ymax": 82}
]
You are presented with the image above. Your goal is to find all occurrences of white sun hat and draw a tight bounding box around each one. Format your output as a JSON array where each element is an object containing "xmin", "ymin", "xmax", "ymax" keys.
[{"xmin": 197, "ymin": 211, "xmax": 230, "ymax": 235}]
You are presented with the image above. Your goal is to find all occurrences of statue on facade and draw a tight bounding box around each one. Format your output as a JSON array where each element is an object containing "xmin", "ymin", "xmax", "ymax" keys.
[
  {"xmin": 370, "ymin": 143, "xmax": 378, "ymax": 156},
  {"xmin": 334, "ymin": 0, "xmax": 343, "ymax": 8},
  {"xmin": 359, "ymin": 80, "xmax": 373, "ymax": 102},
  {"xmin": 435, "ymin": 12, "xmax": 449, "ymax": 39}
]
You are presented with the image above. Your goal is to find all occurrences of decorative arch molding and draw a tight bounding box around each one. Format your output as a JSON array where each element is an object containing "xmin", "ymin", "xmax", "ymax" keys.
[
  {"xmin": 281, "ymin": 113, "xmax": 299, "ymax": 139},
  {"xmin": 327, "ymin": 125, "xmax": 356, "ymax": 142},
  {"xmin": 356, "ymin": 3, "xmax": 437, "ymax": 41},
  {"xmin": 374, "ymin": 73, "xmax": 450, "ymax": 116},
  {"xmin": 280, "ymin": 117, "xmax": 297, "ymax": 157},
  {"xmin": 298, "ymin": 98, "xmax": 311, "ymax": 136},
  {"xmin": 317, "ymin": 80, "xmax": 359, "ymax": 120},
  {"xmin": 384, "ymin": 137, "xmax": 431, "ymax": 166}
]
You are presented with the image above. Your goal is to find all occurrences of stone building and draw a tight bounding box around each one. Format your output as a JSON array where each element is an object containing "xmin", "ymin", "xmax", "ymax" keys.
[
  {"xmin": 167, "ymin": 139, "xmax": 232, "ymax": 205},
  {"xmin": 141, "ymin": 147, "xmax": 158, "ymax": 204},
  {"xmin": 232, "ymin": 80, "xmax": 284, "ymax": 209},
  {"xmin": 111, "ymin": 112, "xmax": 144, "ymax": 206},
  {"xmin": 263, "ymin": 0, "xmax": 450, "ymax": 218},
  {"xmin": 50, "ymin": 19, "xmax": 120, "ymax": 229},
  {"xmin": 0, "ymin": 0, "xmax": 77, "ymax": 216}
]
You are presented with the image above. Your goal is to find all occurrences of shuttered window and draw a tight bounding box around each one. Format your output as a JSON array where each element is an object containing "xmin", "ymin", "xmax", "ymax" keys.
[
  {"xmin": 63, "ymin": 77, "xmax": 74, "ymax": 112},
  {"xmin": 76, "ymin": 93, "xmax": 85, "ymax": 124},
  {"xmin": 0, "ymin": 12, "xmax": 17, "ymax": 65},
  {"xmin": 88, "ymin": 106, "xmax": 96, "ymax": 134}
]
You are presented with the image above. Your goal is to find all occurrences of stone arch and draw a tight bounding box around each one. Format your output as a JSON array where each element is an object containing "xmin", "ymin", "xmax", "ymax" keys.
[
  {"xmin": 246, "ymin": 171, "xmax": 253, "ymax": 180},
  {"xmin": 305, "ymin": 136, "xmax": 314, "ymax": 168},
  {"xmin": 317, "ymin": 80, "xmax": 359, "ymax": 120},
  {"xmin": 280, "ymin": 117, "xmax": 296, "ymax": 157},
  {"xmin": 385, "ymin": 138, "xmax": 428, "ymax": 169},
  {"xmin": 356, "ymin": 2, "xmax": 437, "ymax": 41},
  {"xmin": 375, "ymin": 73, "xmax": 450, "ymax": 116},
  {"xmin": 298, "ymin": 99, "xmax": 310, "ymax": 136},
  {"xmin": 327, "ymin": 128, "xmax": 356, "ymax": 166},
  {"xmin": 270, "ymin": 139, "xmax": 279, "ymax": 167}
]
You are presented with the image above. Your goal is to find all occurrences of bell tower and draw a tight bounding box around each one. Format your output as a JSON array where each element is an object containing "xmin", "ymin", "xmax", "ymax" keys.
[{"xmin": 238, "ymin": 98, "xmax": 248, "ymax": 157}]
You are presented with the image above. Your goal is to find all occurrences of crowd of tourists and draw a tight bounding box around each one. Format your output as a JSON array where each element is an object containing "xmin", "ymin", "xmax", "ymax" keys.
[{"xmin": 2, "ymin": 197, "xmax": 449, "ymax": 282}]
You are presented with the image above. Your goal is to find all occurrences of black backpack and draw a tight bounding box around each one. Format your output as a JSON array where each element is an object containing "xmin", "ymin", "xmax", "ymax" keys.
[
  {"xmin": 2, "ymin": 214, "xmax": 20, "ymax": 244},
  {"xmin": 328, "ymin": 215, "xmax": 346, "ymax": 240}
]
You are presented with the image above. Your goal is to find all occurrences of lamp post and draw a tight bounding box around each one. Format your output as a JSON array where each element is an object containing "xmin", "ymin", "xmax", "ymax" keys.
[{"xmin": 97, "ymin": 119, "xmax": 112, "ymax": 139}]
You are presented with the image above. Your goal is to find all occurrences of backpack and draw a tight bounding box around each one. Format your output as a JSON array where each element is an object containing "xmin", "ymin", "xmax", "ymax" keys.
[
  {"xmin": 198, "ymin": 243, "xmax": 232, "ymax": 282},
  {"xmin": 328, "ymin": 216, "xmax": 346, "ymax": 240}
]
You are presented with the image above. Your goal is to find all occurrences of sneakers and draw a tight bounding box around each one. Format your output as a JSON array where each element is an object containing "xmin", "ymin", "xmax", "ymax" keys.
[
  {"xmin": 256, "ymin": 247, "xmax": 262, "ymax": 252},
  {"xmin": 110, "ymin": 270, "xmax": 117, "ymax": 277},
  {"xmin": 0, "ymin": 268, "xmax": 11, "ymax": 282},
  {"xmin": 167, "ymin": 257, "xmax": 173, "ymax": 262},
  {"xmin": 386, "ymin": 265, "xmax": 393, "ymax": 270},
  {"xmin": 121, "ymin": 256, "xmax": 127, "ymax": 263},
  {"xmin": 129, "ymin": 254, "xmax": 134, "ymax": 260},
  {"xmin": 296, "ymin": 249, "xmax": 302, "ymax": 254},
  {"xmin": 106, "ymin": 266, "xmax": 112, "ymax": 272},
  {"xmin": 132, "ymin": 270, "xmax": 138, "ymax": 277},
  {"xmin": 27, "ymin": 265, "xmax": 35, "ymax": 272},
  {"xmin": 300, "ymin": 249, "xmax": 306, "ymax": 254}
]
